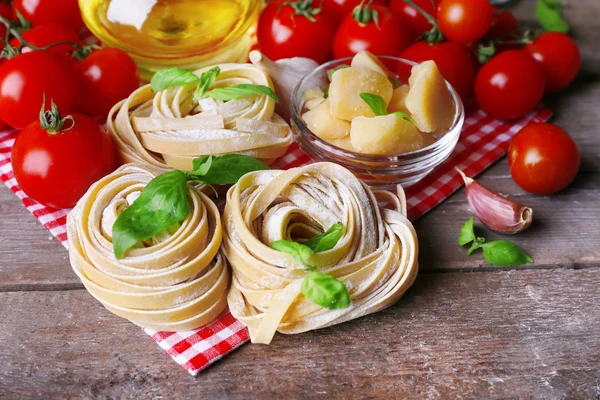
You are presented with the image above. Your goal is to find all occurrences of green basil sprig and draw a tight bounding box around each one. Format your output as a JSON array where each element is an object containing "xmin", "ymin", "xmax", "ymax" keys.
[
  {"xmin": 112, "ymin": 154, "xmax": 270, "ymax": 259},
  {"xmin": 270, "ymin": 223, "xmax": 350, "ymax": 309},
  {"xmin": 187, "ymin": 154, "xmax": 270, "ymax": 186},
  {"xmin": 536, "ymin": 0, "xmax": 569, "ymax": 33},
  {"xmin": 112, "ymin": 170, "xmax": 190, "ymax": 259},
  {"xmin": 151, "ymin": 66, "xmax": 220, "ymax": 101},
  {"xmin": 360, "ymin": 93, "xmax": 415, "ymax": 123},
  {"xmin": 459, "ymin": 218, "xmax": 533, "ymax": 267},
  {"xmin": 151, "ymin": 67, "xmax": 278, "ymax": 103},
  {"xmin": 206, "ymin": 84, "xmax": 279, "ymax": 103}
]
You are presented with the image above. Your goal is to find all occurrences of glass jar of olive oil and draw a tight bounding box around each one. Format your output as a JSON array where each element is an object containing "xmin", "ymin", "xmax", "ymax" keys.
[{"xmin": 79, "ymin": 0, "xmax": 262, "ymax": 80}]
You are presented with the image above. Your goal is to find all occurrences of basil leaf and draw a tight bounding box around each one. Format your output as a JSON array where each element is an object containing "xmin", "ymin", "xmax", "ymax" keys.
[
  {"xmin": 270, "ymin": 240, "xmax": 314, "ymax": 265},
  {"xmin": 458, "ymin": 218, "xmax": 477, "ymax": 246},
  {"xmin": 392, "ymin": 111, "xmax": 415, "ymax": 124},
  {"xmin": 536, "ymin": 0, "xmax": 569, "ymax": 33},
  {"xmin": 186, "ymin": 154, "xmax": 270, "ymax": 185},
  {"xmin": 151, "ymin": 67, "xmax": 200, "ymax": 93},
  {"xmin": 359, "ymin": 93, "xmax": 387, "ymax": 116},
  {"xmin": 322, "ymin": 86, "xmax": 329, "ymax": 99},
  {"xmin": 112, "ymin": 170, "xmax": 191, "ymax": 259},
  {"xmin": 301, "ymin": 271, "xmax": 351, "ymax": 310},
  {"xmin": 389, "ymin": 76, "xmax": 402, "ymax": 87},
  {"xmin": 481, "ymin": 240, "xmax": 534, "ymax": 267},
  {"xmin": 206, "ymin": 84, "xmax": 279, "ymax": 103},
  {"xmin": 327, "ymin": 65, "xmax": 349, "ymax": 81},
  {"xmin": 195, "ymin": 66, "xmax": 220, "ymax": 100},
  {"xmin": 302, "ymin": 222, "xmax": 345, "ymax": 252}
]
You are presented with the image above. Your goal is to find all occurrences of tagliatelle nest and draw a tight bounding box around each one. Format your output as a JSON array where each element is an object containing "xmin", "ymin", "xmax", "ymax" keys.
[
  {"xmin": 67, "ymin": 164, "xmax": 229, "ymax": 331},
  {"xmin": 223, "ymin": 162, "xmax": 419, "ymax": 344},
  {"xmin": 107, "ymin": 63, "xmax": 293, "ymax": 171}
]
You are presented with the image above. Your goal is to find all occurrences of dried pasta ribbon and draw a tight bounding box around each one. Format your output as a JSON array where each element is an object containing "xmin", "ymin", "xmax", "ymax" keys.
[
  {"xmin": 223, "ymin": 162, "xmax": 419, "ymax": 344},
  {"xmin": 67, "ymin": 164, "xmax": 229, "ymax": 331},
  {"xmin": 107, "ymin": 63, "xmax": 292, "ymax": 171}
]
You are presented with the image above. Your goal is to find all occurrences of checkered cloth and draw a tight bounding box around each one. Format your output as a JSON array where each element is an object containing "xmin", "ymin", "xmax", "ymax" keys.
[{"xmin": 0, "ymin": 105, "xmax": 551, "ymax": 375}]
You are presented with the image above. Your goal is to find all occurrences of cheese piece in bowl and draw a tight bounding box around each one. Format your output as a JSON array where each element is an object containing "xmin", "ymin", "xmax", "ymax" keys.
[{"xmin": 300, "ymin": 51, "xmax": 456, "ymax": 156}]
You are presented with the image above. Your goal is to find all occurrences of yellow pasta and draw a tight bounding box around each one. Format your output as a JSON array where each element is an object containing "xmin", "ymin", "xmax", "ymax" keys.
[
  {"xmin": 107, "ymin": 63, "xmax": 293, "ymax": 171},
  {"xmin": 67, "ymin": 164, "xmax": 228, "ymax": 331},
  {"xmin": 222, "ymin": 162, "xmax": 419, "ymax": 344}
]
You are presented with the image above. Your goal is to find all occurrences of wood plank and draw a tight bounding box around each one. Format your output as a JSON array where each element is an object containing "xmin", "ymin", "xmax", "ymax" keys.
[{"xmin": 0, "ymin": 268, "xmax": 598, "ymax": 399}]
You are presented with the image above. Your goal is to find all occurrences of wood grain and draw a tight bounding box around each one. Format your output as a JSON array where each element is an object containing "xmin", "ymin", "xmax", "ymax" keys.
[{"xmin": 1, "ymin": 269, "xmax": 599, "ymax": 399}]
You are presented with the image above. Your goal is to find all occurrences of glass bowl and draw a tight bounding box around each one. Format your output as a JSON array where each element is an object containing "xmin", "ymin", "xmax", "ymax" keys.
[{"xmin": 290, "ymin": 56, "xmax": 465, "ymax": 189}]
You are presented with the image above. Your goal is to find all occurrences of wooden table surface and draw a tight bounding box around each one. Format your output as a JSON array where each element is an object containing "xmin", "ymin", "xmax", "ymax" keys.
[{"xmin": 1, "ymin": 1, "xmax": 599, "ymax": 399}]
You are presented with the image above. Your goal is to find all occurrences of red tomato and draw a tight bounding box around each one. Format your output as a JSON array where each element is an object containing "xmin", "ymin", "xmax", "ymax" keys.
[
  {"xmin": 74, "ymin": 48, "xmax": 140, "ymax": 116},
  {"xmin": 437, "ymin": 0, "xmax": 493, "ymax": 43},
  {"xmin": 524, "ymin": 32, "xmax": 581, "ymax": 94},
  {"xmin": 485, "ymin": 8, "xmax": 519, "ymax": 42},
  {"xmin": 10, "ymin": 23, "xmax": 83, "ymax": 57},
  {"xmin": 398, "ymin": 41, "xmax": 475, "ymax": 100},
  {"xmin": 257, "ymin": 0, "xmax": 337, "ymax": 64},
  {"xmin": 333, "ymin": 5, "xmax": 412, "ymax": 59},
  {"xmin": 0, "ymin": 51, "xmax": 78, "ymax": 129},
  {"xmin": 13, "ymin": 0, "xmax": 83, "ymax": 31},
  {"xmin": 12, "ymin": 107, "xmax": 116, "ymax": 208},
  {"xmin": 474, "ymin": 50, "xmax": 545, "ymax": 120},
  {"xmin": 508, "ymin": 123, "xmax": 580, "ymax": 195},
  {"xmin": 0, "ymin": 2, "xmax": 13, "ymax": 49},
  {"xmin": 389, "ymin": 0, "xmax": 440, "ymax": 39},
  {"xmin": 323, "ymin": 0, "xmax": 388, "ymax": 24}
]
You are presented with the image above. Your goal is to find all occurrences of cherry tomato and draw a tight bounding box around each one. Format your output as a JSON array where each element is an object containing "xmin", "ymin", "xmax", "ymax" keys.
[
  {"xmin": 0, "ymin": 2, "xmax": 13, "ymax": 50},
  {"xmin": 323, "ymin": 0, "xmax": 388, "ymax": 24},
  {"xmin": 0, "ymin": 50, "xmax": 78, "ymax": 129},
  {"xmin": 474, "ymin": 50, "xmax": 545, "ymax": 120},
  {"xmin": 524, "ymin": 32, "xmax": 581, "ymax": 94},
  {"xmin": 12, "ymin": 106, "xmax": 116, "ymax": 208},
  {"xmin": 398, "ymin": 41, "xmax": 475, "ymax": 100},
  {"xmin": 74, "ymin": 48, "xmax": 139, "ymax": 117},
  {"xmin": 508, "ymin": 123, "xmax": 580, "ymax": 195},
  {"xmin": 485, "ymin": 8, "xmax": 519, "ymax": 42},
  {"xmin": 10, "ymin": 23, "xmax": 83, "ymax": 57},
  {"xmin": 257, "ymin": 0, "xmax": 337, "ymax": 64},
  {"xmin": 333, "ymin": 5, "xmax": 412, "ymax": 59},
  {"xmin": 389, "ymin": 0, "xmax": 440, "ymax": 39},
  {"xmin": 13, "ymin": 0, "xmax": 84, "ymax": 31},
  {"xmin": 437, "ymin": 0, "xmax": 493, "ymax": 43}
]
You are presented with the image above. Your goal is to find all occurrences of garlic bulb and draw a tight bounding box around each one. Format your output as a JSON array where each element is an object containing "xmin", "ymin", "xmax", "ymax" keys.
[
  {"xmin": 250, "ymin": 50, "xmax": 319, "ymax": 122},
  {"xmin": 457, "ymin": 169, "xmax": 533, "ymax": 234}
]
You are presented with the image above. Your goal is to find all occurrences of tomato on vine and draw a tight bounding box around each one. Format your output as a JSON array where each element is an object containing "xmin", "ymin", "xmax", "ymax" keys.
[
  {"xmin": 474, "ymin": 50, "xmax": 545, "ymax": 120},
  {"xmin": 323, "ymin": 0, "xmax": 388, "ymax": 24},
  {"xmin": 73, "ymin": 47, "xmax": 140, "ymax": 116},
  {"xmin": 508, "ymin": 123, "xmax": 580, "ymax": 195},
  {"xmin": 13, "ymin": 0, "xmax": 84, "ymax": 31},
  {"xmin": 257, "ymin": 0, "xmax": 337, "ymax": 64},
  {"xmin": 484, "ymin": 8, "xmax": 520, "ymax": 44},
  {"xmin": 11, "ymin": 101, "xmax": 116, "ymax": 209},
  {"xmin": 333, "ymin": 1, "xmax": 412, "ymax": 59},
  {"xmin": 436, "ymin": 0, "xmax": 493, "ymax": 43},
  {"xmin": 0, "ymin": 50, "xmax": 77, "ymax": 128},
  {"xmin": 389, "ymin": 0, "xmax": 440, "ymax": 39},
  {"xmin": 524, "ymin": 32, "xmax": 581, "ymax": 93},
  {"xmin": 10, "ymin": 23, "xmax": 83, "ymax": 57}
]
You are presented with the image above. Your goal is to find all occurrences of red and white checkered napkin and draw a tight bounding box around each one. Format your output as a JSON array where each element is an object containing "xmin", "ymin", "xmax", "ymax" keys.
[{"xmin": 0, "ymin": 105, "xmax": 551, "ymax": 375}]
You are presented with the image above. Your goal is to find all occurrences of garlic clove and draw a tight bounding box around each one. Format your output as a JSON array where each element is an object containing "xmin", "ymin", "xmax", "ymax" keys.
[
  {"xmin": 457, "ymin": 168, "xmax": 533, "ymax": 234},
  {"xmin": 250, "ymin": 50, "xmax": 319, "ymax": 122}
]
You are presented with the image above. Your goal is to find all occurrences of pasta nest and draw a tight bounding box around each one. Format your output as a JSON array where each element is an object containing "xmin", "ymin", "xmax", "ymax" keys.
[
  {"xmin": 107, "ymin": 63, "xmax": 292, "ymax": 171},
  {"xmin": 223, "ymin": 162, "xmax": 419, "ymax": 344},
  {"xmin": 67, "ymin": 164, "xmax": 228, "ymax": 331}
]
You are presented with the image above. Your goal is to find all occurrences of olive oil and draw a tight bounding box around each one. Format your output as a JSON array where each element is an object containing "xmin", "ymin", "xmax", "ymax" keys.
[{"xmin": 79, "ymin": 0, "xmax": 261, "ymax": 80}]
